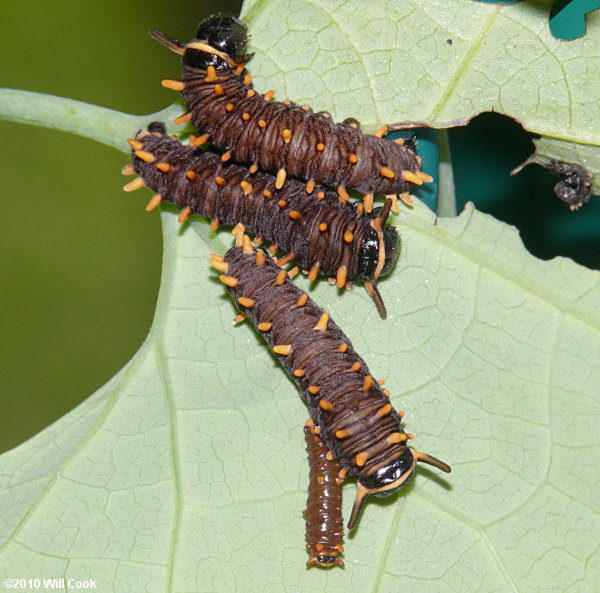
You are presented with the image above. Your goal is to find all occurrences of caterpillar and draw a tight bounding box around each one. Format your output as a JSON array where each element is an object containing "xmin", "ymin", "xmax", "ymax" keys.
[
  {"xmin": 304, "ymin": 419, "xmax": 345, "ymax": 568},
  {"xmin": 211, "ymin": 234, "xmax": 451, "ymax": 530},
  {"xmin": 545, "ymin": 160, "xmax": 593, "ymax": 210},
  {"xmin": 149, "ymin": 15, "xmax": 433, "ymax": 213},
  {"xmin": 123, "ymin": 122, "xmax": 399, "ymax": 318},
  {"xmin": 511, "ymin": 156, "xmax": 594, "ymax": 211}
]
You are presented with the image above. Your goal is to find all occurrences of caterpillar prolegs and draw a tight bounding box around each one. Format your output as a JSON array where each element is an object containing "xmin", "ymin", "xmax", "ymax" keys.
[{"xmin": 211, "ymin": 234, "xmax": 451, "ymax": 533}]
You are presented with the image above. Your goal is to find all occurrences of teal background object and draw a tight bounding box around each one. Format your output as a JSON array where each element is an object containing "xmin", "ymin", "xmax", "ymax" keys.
[
  {"xmin": 475, "ymin": 0, "xmax": 600, "ymax": 40},
  {"xmin": 388, "ymin": 129, "xmax": 440, "ymax": 212},
  {"xmin": 550, "ymin": 0, "xmax": 600, "ymax": 40}
]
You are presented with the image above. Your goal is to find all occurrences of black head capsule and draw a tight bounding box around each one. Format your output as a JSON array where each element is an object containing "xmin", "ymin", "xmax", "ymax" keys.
[
  {"xmin": 358, "ymin": 448, "xmax": 415, "ymax": 491},
  {"xmin": 356, "ymin": 222, "xmax": 399, "ymax": 282},
  {"xmin": 347, "ymin": 448, "xmax": 451, "ymax": 530},
  {"xmin": 196, "ymin": 15, "xmax": 248, "ymax": 59},
  {"xmin": 183, "ymin": 15, "xmax": 249, "ymax": 70},
  {"xmin": 307, "ymin": 554, "xmax": 345, "ymax": 569}
]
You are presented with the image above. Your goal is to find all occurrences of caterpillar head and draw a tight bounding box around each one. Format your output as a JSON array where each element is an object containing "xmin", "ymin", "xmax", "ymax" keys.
[
  {"xmin": 150, "ymin": 15, "xmax": 250, "ymax": 71},
  {"xmin": 357, "ymin": 213, "xmax": 399, "ymax": 282},
  {"xmin": 360, "ymin": 198, "xmax": 399, "ymax": 318},
  {"xmin": 348, "ymin": 448, "xmax": 451, "ymax": 529},
  {"xmin": 195, "ymin": 15, "xmax": 248, "ymax": 60},
  {"xmin": 307, "ymin": 553, "xmax": 345, "ymax": 569}
]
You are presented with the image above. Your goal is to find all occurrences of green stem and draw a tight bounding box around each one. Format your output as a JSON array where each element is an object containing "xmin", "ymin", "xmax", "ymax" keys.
[
  {"xmin": 436, "ymin": 128, "xmax": 457, "ymax": 218},
  {"xmin": 0, "ymin": 88, "xmax": 183, "ymax": 153}
]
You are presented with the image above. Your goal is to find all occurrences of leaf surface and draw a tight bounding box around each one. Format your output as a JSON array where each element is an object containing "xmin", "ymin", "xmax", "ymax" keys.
[
  {"xmin": 1, "ymin": 1, "xmax": 599, "ymax": 591},
  {"xmin": 1, "ymin": 200, "xmax": 599, "ymax": 592},
  {"xmin": 242, "ymin": 0, "xmax": 599, "ymax": 185}
]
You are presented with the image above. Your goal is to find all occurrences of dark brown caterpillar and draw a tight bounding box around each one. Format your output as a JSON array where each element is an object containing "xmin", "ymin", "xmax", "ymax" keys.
[
  {"xmin": 123, "ymin": 122, "xmax": 399, "ymax": 317},
  {"xmin": 511, "ymin": 156, "xmax": 594, "ymax": 211},
  {"xmin": 211, "ymin": 234, "xmax": 451, "ymax": 529},
  {"xmin": 546, "ymin": 160, "xmax": 593, "ymax": 210},
  {"xmin": 149, "ymin": 15, "xmax": 433, "ymax": 213},
  {"xmin": 304, "ymin": 419, "xmax": 345, "ymax": 568}
]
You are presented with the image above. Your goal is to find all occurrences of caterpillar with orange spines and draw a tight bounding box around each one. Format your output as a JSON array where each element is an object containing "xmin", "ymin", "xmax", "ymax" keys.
[
  {"xmin": 211, "ymin": 234, "xmax": 451, "ymax": 531},
  {"xmin": 149, "ymin": 15, "xmax": 432, "ymax": 214},
  {"xmin": 304, "ymin": 419, "xmax": 345, "ymax": 568},
  {"xmin": 123, "ymin": 122, "xmax": 399, "ymax": 317}
]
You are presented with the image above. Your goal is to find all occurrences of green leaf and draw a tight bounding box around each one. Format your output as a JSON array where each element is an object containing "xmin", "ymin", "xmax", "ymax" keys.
[
  {"xmin": 1, "ymin": 1, "xmax": 599, "ymax": 592},
  {"xmin": 2, "ymin": 201, "xmax": 599, "ymax": 591},
  {"xmin": 241, "ymin": 0, "xmax": 600, "ymax": 182}
]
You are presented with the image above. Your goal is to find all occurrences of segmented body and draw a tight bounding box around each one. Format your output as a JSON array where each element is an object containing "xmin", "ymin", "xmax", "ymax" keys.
[
  {"xmin": 215, "ymin": 237, "xmax": 411, "ymax": 487},
  {"xmin": 127, "ymin": 124, "xmax": 397, "ymax": 292},
  {"xmin": 180, "ymin": 63, "xmax": 423, "ymax": 197},
  {"xmin": 151, "ymin": 16, "xmax": 429, "ymax": 207},
  {"xmin": 304, "ymin": 420, "xmax": 345, "ymax": 568}
]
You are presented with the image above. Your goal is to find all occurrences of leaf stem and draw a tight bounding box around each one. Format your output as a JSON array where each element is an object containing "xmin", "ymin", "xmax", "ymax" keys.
[
  {"xmin": 0, "ymin": 88, "xmax": 183, "ymax": 153},
  {"xmin": 437, "ymin": 129, "xmax": 457, "ymax": 217}
]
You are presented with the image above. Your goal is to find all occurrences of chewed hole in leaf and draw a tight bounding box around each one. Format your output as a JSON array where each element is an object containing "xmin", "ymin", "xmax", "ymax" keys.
[{"xmin": 449, "ymin": 112, "xmax": 600, "ymax": 270}]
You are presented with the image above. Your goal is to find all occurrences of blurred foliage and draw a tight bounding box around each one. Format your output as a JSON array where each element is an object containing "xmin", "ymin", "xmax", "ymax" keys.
[{"xmin": 0, "ymin": 0, "xmax": 243, "ymax": 453}]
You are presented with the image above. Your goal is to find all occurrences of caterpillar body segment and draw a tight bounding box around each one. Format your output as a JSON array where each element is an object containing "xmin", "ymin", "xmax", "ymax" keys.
[
  {"xmin": 149, "ymin": 15, "xmax": 430, "ymax": 211},
  {"xmin": 125, "ymin": 123, "xmax": 400, "ymax": 317},
  {"xmin": 213, "ymin": 236, "xmax": 451, "ymax": 530}
]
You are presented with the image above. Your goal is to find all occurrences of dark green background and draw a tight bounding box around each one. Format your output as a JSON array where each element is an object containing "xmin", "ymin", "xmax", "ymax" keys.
[
  {"xmin": 1, "ymin": 1, "xmax": 597, "ymax": 453},
  {"xmin": 0, "ymin": 0, "xmax": 242, "ymax": 453}
]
